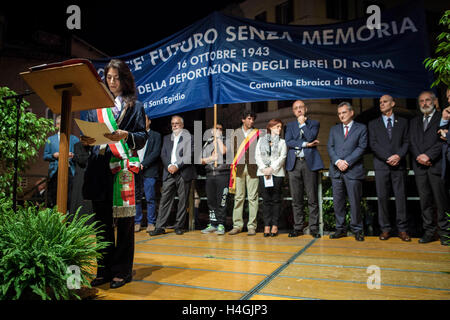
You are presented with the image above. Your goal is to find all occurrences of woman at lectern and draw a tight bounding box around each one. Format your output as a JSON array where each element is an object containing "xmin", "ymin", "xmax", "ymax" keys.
[{"xmin": 80, "ymin": 59, "xmax": 147, "ymax": 289}]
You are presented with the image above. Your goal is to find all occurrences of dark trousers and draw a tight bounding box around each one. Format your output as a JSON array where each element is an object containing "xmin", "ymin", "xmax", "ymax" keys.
[
  {"xmin": 135, "ymin": 173, "xmax": 157, "ymax": 225},
  {"xmin": 259, "ymin": 175, "xmax": 284, "ymax": 227},
  {"xmin": 331, "ymin": 175, "xmax": 363, "ymax": 233},
  {"xmin": 374, "ymin": 169, "xmax": 408, "ymax": 233},
  {"xmin": 414, "ymin": 171, "xmax": 450, "ymax": 238},
  {"xmin": 205, "ymin": 174, "xmax": 229, "ymax": 226},
  {"xmin": 288, "ymin": 159, "xmax": 319, "ymax": 233},
  {"xmin": 156, "ymin": 172, "xmax": 191, "ymax": 230},
  {"xmin": 47, "ymin": 171, "xmax": 73, "ymax": 209},
  {"xmin": 92, "ymin": 200, "xmax": 135, "ymax": 279}
]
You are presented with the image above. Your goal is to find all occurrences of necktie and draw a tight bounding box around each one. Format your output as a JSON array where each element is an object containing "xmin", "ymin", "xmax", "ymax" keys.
[
  {"xmin": 387, "ymin": 118, "xmax": 392, "ymax": 140},
  {"xmin": 344, "ymin": 125, "xmax": 349, "ymax": 138},
  {"xmin": 423, "ymin": 116, "xmax": 429, "ymax": 132},
  {"xmin": 295, "ymin": 123, "xmax": 304, "ymax": 157}
]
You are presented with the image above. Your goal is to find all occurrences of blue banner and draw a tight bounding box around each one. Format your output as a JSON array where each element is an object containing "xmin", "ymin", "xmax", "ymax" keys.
[{"xmin": 93, "ymin": 1, "xmax": 432, "ymax": 119}]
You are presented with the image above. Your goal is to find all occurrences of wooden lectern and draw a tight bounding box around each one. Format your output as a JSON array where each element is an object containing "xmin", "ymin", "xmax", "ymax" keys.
[{"xmin": 21, "ymin": 59, "xmax": 114, "ymax": 214}]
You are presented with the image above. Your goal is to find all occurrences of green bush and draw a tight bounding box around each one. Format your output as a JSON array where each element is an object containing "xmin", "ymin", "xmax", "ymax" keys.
[
  {"xmin": 0, "ymin": 86, "xmax": 55, "ymax": 198},
  {"xmin": 0, "ymin": 199, "xmax": 109, "ymax": 300},
  {"xmin": 424, "ymin": 10, "xmax": 450, "ymax": 88},
  {"xmin": 321, "ymin": 182, "xmax": 372, "ymax": 233}
]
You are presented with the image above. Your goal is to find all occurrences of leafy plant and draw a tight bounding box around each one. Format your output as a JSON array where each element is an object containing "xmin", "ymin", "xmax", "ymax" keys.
[
  {"xmin": 0, "ymin": 199, "xmax": 109, "ymax": 300},
  {"xmin": 0, "ymin": 87, "xmax": 55, "ymax": 199},
  {"xmin": 321, "ymin": 182, "xmax": 372, "ymax": 233},
  {"xmin": 424, "ymin": 10, "xmax": 450, "ymax": 88}
]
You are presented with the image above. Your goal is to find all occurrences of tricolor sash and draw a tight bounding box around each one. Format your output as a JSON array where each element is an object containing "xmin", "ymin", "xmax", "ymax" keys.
[
  {"xmin": 97, "ymin": 108, "xmax": 140, "ymax": 218},
  {"xmin": 229, "ymin": 128, "xmax": 259, "ymax": 194}
]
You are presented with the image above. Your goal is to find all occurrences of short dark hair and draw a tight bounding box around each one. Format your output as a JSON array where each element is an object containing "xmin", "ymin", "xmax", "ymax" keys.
[
  {"xmin": 104, "ymin": 59, "xmax": 137, "ymax": 109},
  {"xmin": 241, "ymin": 110, "xmax": 257, "ymax": 120}
]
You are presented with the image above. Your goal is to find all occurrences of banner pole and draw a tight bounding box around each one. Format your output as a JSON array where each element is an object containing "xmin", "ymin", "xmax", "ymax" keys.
[{"xmin": 214, "ymin": 104, "xmax": 217, "ymax": 167}]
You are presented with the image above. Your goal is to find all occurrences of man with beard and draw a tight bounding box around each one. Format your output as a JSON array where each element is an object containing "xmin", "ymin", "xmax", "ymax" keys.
[
  {"xmin": 150, "ymin": 115, "xmax": 196, "ymax": 236},
  {"xmin": 409, "ymin": 91, "xmax": 450, "ymax": 245}
]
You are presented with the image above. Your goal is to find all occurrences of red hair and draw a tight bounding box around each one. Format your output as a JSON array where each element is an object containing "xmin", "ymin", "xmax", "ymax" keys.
[{"xmin": 266, "ymin": 118, "xmax": 283, "ymax": 134}]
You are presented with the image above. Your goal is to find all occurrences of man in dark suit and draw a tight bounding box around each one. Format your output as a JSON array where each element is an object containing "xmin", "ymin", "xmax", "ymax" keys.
[
  {"xmin": 150, "ymin": 115, "xmax": 196, "ymax": 236},
  {"xmin": 368, "ymin": 95, "xmax": 411, "ymax": 242},
  {"xmin": 410, "ymin": 91, "xmax": 450, "ymax": 245},
  {"xmin": 135, "ymin": 115, "xmax": 161, "ymax": 233},
  {"xmin": 327, "ymin": 102, "xmax": 368, "ymax": 241},
  {"xmin": 437, "ymin": 89, "xmax": 450, "ymax": 180},
  {"xmin": 285, "ymin": 100, "xmax": 324, "ymax": 238}
]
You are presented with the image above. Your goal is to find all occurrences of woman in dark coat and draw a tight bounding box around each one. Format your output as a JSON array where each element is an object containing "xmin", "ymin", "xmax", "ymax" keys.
[{"xmin": 80, "ymin": 59, "xmax": 147, "ymax": 289}]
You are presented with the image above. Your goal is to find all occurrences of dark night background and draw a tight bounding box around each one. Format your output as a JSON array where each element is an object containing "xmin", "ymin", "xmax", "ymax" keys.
[{"xmin": 1, "ymin": 0, "xmax": 244, "ymax": 57}]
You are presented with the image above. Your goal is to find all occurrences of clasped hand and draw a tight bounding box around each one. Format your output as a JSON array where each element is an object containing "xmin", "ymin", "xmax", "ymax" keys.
[
  {"xmin": 416, "ymin": 153, "xmax": 431, "ymax": 166},
  {"xmin": 386, "ymin": 154, "xmax": 400, "ymax": 166},
  {"xmin": 336, "ymin": 159, "xmax": 349, "ymax": 172},
  {"xmin": 168, "ymin": 165, "xmax": 179, "ymax": 174}
]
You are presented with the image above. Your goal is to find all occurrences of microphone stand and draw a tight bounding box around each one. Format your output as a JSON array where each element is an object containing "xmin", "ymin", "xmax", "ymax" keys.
[{"xmin": 2, "ymin": 90, "xmax": 35, "ymax": 212}]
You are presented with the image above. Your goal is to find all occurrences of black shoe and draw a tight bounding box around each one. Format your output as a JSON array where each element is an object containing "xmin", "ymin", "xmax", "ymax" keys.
[
  {"xmin": 110, "ymin": 275, "xmax": 132, "ymax": 289},
  {"xmin": 355, "ymin": 231, "xmax": 364, "ymax": 241},
  {"xmin": 329, "ymin": 231, "xmax": 346, "ymax": 239},
  {"xmin": 419, "ymin": 233, "xmax": 438, "ymax": 244},
  {"xmin": 288, "ymin": 230, "xmax": 303, "ymax": 237},
  {"xmin": 149, "ymin": 228, "xmax": 165, "ymax": 236},
  {"xmin": 311, "ymin": 231, "xmax": 321, "ymax": 238},
  {"xmin": 175, "ymin": 228, "xmax": 184, "ymax": 235},
  {"xmin": 440, "ymin": 237, "xmax": 448, "ymax": 246},
  {"xmin": 270, "ymin": 232, "xmax": 278, "ymax": 237},
  {"xmin": 90, "ymin": 277, "xmax": 111, "ymax": 287},
  {"xmin": 264, "ymin": 233, "xmax": 270, "ymax": 237}
]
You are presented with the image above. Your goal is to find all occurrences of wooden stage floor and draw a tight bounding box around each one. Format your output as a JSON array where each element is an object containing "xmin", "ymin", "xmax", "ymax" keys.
[{"xmin": 94, "ymin": 230, "xmax": 450, "ymax": 300}]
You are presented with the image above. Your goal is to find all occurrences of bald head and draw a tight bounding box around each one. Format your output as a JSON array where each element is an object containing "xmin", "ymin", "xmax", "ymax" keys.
[
  {"xmin": 292, "ymin": 100, "xmax": 307, "ymax": 118},
  {"xmin": 379, "ymin": 95, "xmax": 395, "ymax": 116}
]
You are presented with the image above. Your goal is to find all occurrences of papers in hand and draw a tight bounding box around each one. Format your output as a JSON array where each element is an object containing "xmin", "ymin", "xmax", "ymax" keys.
[
  {"xmin": 264, "ymin": 175, "xmax": 274, "ymax": 188},
  {"xmin": 74, "ymin": 119, "xmax": 114, "ymax": 146}
]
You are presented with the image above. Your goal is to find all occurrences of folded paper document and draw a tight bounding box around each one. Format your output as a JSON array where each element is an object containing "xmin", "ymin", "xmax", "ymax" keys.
[{"xmin": 74, "ymin": 118, "xmax": 114, "ymax": 146}]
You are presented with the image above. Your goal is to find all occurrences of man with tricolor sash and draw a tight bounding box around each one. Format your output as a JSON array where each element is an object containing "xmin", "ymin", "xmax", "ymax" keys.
[{"xmin": 228, "ymin": 110, "xmax": 260, "ymax": 236}]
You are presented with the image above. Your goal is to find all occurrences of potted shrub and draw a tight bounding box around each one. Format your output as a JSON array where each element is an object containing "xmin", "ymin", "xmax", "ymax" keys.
[{"xmin": 0, "ymin": 199, "xmax": 109, "ymax": 300}]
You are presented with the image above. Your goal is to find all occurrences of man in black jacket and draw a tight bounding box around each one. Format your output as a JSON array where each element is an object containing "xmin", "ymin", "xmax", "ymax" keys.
[
  {"xmin": 369, "ymin": 95, "xmax": 410, "ymax": 241},
  {"xmin": 135, "ymin": 115, "xmax": 161, "ymax": 233},
  {"xmin": 409, "ymin": 91, "xmax": 449, "ymax": 245}
]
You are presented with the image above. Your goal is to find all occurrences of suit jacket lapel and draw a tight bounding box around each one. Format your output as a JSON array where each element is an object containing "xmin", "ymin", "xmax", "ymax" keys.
[
  {"xmin": 167, "ymin": 135, "xmax": 174, "ymax": 156},
  {"xmin": 425, "ymin": 112, "xmax": 439, "ymax": 132},
  {"xmin": 379, "ymin": 117, "xmax": 392, "ymax": 141},
  {"xmin": 291, "ymin": 121, "xmax": 301, "ymax": 140},
  {"xmin": 176, "ymin": 135, "xmax": 184, "ymax": 160}
]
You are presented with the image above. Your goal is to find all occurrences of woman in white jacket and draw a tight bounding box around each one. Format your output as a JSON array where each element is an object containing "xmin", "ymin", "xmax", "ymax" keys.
[{"xmin": 255, "ymin": 119, "xmax": 287, "ymax": 237}]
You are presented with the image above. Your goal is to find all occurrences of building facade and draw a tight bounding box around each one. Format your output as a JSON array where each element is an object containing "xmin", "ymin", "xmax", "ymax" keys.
[
  {"xmin": 209, "ymin": 0, "xmax": 447, "ymax": 168},
  {"xmin": 0, "ymin": 12, "xmax": 108, "ymax": 196}
]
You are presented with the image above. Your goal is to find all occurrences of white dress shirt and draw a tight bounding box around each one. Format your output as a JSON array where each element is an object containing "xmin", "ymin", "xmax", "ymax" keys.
[{"xmin": 170, "ymin": 132, "xmax": 181, "ymax": 168}]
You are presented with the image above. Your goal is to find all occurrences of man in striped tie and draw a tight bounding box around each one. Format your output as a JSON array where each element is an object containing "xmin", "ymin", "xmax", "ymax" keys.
[
  {"xmin": 368, "ymin": 95, "xmax": 410, "ymax": 242},
  {"xmin": 327, "ymin": 102, "xmax": 368, "ymax": 241}
]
